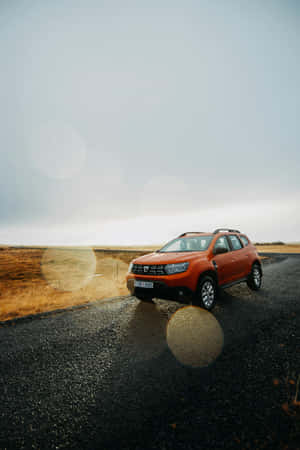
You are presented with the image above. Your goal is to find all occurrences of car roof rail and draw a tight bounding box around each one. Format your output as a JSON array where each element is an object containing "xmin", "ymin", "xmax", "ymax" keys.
[
  {"xmin": 178, "ymin": 232, "xmax": 206, "ymax": 238},
  {"xmin": 213, "ymin": 228, "xmax": 241, "ymax": 234}
]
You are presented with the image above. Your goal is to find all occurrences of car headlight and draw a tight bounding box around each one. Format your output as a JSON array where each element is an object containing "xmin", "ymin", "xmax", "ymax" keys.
[
  {"xmin": 128, "ymin": 262, "xmax": 133, "ymax": 273},
  {"xmin": 165, "ymin": 262, "xmax": 189, "ymax": 274}
]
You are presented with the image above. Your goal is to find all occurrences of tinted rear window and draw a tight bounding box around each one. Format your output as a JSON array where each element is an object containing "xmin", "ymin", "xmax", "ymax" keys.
[
  {"xmin": 228, "ymin": 235, "xmax": 242, "ymax": 250},
  {"xmin": 240, "ymin": 235, "xmax": 249, "ymax": 247}
]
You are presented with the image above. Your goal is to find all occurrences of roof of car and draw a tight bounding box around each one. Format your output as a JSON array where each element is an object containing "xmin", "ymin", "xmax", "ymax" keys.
[
  {"xmin": 178, "ymin": 229, "xmax": 242, "ymax": 238},
  {"xmin": 213, "ymin": 228, "xmax": 241, "ymax": 234}
]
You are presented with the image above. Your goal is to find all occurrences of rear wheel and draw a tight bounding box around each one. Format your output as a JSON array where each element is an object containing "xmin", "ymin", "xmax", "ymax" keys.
[
  {"xmin": 247, "ymin": 263, "xmax": 262, "ymax": 290},
  {"xmin": 195, "ymin": 275, "xmax": 217, "ymax": 310}
]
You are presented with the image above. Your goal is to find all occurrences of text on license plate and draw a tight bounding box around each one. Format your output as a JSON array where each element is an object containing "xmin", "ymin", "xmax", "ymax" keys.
[{"xmin": 134, "ymin": 280, "xmax": 154, "ymax": 288}]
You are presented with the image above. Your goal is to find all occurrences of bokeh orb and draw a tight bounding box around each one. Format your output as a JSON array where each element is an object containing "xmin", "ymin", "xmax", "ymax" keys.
[
  {"xmin": 41, "ymin": 247, "xmax": 96, "ymax": 292},
  {"xmin": 166, "ymin": 306, "xmax": 224, "ymax": 368}
]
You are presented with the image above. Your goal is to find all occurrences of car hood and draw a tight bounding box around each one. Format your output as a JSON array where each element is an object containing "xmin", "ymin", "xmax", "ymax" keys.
[{"xmin": 132, "ymin": 251, "xmax": 208, "ymax": 265}]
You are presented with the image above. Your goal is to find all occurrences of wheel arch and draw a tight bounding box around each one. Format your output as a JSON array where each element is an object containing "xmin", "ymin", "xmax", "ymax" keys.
[
  {"xmin": 252, "ymin": 259, "xmax": 262, "ymax": 274},
  {"xmin": 196, "ymin": 269, "xmax": 218, "ymax": 290}
]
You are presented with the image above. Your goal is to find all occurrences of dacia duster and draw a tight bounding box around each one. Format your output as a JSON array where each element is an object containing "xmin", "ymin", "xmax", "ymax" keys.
[{"xmin": 126, "ymin": 228, "xmax": 262, "ymax": 310}]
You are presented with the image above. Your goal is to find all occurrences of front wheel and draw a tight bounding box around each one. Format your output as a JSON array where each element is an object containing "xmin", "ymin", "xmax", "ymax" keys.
[
  {"xmin": 195, "ymin": 276, "xmax": 217, "ymax": 310},
  {"xmin": 247, "ymin": 263, "xmax": 262, "ymax": 290}
]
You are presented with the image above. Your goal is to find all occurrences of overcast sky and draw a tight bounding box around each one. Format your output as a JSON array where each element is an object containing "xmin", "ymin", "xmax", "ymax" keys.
[{"xmin": 1, "ymin": 0, "xmax": 299, "ymax": 245}]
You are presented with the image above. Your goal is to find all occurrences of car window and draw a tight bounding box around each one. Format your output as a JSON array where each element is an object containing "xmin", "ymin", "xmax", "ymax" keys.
[
  {"xmin": 159, "ymin": 236, "xmax": 213, "ymax": 252},
  {"xmin": 228, "ymin": 234, "xmax": 242, "ymax": 250},
  {"xmin": 240, "ymin": 235, "xmax": 249, "ymax": 247},
  {"xmin": 214, "ymin": 236, "xmax": 231, "ymax": 252}
]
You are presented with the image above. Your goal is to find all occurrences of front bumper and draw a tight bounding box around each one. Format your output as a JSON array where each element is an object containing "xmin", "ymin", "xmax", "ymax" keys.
[{"xmin": 126, "ymin": 278, "xmax": 194, "ymax": 302}]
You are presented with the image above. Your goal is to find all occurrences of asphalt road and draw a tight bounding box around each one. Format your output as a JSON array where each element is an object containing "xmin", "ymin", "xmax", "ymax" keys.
[{"xmin": 1, "ymin": 255, "xmax": 300, "ymax": 450}]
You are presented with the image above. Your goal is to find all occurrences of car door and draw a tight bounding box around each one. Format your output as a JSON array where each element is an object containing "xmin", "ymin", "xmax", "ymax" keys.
[
  {"xmin": 212, "ymin": 236, "xmax": 236, "ymax": 285},
  {"xmin": 227, "ymin": 234, "xmax": 249, "ymax": 280}
]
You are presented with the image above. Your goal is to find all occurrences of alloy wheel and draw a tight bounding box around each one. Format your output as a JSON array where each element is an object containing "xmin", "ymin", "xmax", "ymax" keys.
[{"xmin": 201, "ymin": 280, "xmax": 215, "ymax": 309}]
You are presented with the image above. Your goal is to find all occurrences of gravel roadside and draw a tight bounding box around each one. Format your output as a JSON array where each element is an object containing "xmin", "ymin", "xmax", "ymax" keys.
[{"xmin": 0, "ymin": 255, "xmax": 299, "ymax": 450}]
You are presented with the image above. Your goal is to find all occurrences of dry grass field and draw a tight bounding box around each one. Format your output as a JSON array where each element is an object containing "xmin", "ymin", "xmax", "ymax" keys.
[
  {"xmin": 0, "ymin": 243, "xmax": 299, "ymax": 322},
  {"xmin": 0, "ymin": 246, "xmax": 150, "ymax": 322},
  {"xmin": 255, "ymin": 244, "xmax": 300, "ymax": 253}
]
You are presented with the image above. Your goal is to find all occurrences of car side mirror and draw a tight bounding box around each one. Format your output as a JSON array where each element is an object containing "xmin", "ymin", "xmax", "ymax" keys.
[{"xmin": 214, "ymin": 246, "xmax": 228, "ymax": 255}]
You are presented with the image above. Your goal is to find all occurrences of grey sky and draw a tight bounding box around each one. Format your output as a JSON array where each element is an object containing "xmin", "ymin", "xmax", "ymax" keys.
[{"xmin": 1, "ymin": 0, "xmax": 299, "ymax": 244}]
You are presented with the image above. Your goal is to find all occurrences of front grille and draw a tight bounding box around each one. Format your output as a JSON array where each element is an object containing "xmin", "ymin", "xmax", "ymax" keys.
[{"xmin": 132, "ymin": 264, "xmax": 166, "ymax": 275}]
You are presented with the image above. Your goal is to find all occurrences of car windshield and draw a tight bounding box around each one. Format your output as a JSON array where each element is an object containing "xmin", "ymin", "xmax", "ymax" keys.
[{"xmin": 159, "ymin": 235, "xmax": 213, "ymax": 252}]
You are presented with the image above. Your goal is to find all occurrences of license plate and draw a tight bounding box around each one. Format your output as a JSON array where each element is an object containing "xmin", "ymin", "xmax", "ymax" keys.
[{"xmin": 134, "ymin": 280, "xmax": 154, "ymax": 289}]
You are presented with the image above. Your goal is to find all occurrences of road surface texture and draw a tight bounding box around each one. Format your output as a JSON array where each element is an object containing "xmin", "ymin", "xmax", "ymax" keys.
[{"xmin": 1, "ymin": 254, "xmax": 300, "ymax": 449}]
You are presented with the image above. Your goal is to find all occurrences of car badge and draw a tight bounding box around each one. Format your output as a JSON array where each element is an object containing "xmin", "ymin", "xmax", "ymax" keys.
[{"xmin": 143, "ymin": 266, "xmax": 149, "ymax": 273}]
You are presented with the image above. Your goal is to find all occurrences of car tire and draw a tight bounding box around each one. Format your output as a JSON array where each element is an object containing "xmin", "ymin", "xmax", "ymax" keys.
[
  {"xmin": 136, "ymin": 295, "xmax": 154, "ymax": 303},
  {"xmin": 247, "ymin": 263, "xmax": 262, "ymax": 290},
  {"xmin": 195, "ymin": 275, "xmax": 217, "ymax": 310}
]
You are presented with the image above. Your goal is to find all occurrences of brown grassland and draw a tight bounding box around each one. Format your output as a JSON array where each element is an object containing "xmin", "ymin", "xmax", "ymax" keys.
[
  {"xmin": 0, "ymin": 246, "xmax": 150, "ymax": 321},
  {"xmin": 0, "ymin": 244, "xmax": 299, "ymax": 322},
  {"xmin": 255, "ymin": 244, "xmax": 300, "ymax": 253}
]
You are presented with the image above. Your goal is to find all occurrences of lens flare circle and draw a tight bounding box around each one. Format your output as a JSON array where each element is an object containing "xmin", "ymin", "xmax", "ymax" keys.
[
  {"xmin": 41, "ymin": 247, "xmax": 96, "ymax": 292},
  {"xmin": 166, "ymin": 306, "xmax": 224, "ymax": 368}
]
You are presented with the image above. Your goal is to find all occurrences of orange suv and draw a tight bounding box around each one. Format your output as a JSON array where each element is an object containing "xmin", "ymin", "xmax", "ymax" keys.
[{"xmin": 126, "ymin": 228, "xmax": 262, "ymax": 310}]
